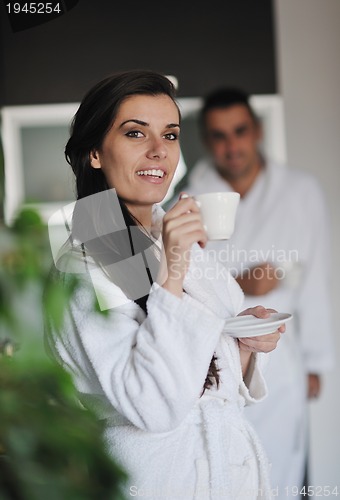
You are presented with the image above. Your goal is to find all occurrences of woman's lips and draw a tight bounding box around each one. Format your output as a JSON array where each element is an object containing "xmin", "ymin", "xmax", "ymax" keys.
[{"xmin": 136, "ymin": 168, "xmax": 166, "ymax": 184}]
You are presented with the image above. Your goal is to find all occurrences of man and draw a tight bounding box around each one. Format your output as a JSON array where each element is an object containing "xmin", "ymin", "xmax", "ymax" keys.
[{"xmin": 167, "ymin": 88, "xmax": 334, "ymax": 498}]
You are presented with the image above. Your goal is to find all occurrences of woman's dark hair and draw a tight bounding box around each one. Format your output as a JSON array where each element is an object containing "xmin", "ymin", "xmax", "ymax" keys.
[
  {"xmin": 65, "ymin": 69, "xmax": 219, "ymax": 393},
  {"xmin": 65, "ymin": 69, "xmax": 179, "ymax": 201}
]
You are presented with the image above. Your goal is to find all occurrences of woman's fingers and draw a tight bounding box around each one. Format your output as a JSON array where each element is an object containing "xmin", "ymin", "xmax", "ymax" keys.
[
  {"xmin": 238, "ymin": 330, "xmax": 281, "ymax": 353},
  {"xmin": 242, "ymin": 306, "xmax": 287, "ymax": 333},
  {"xmin": 163, "ymin": 194, "xmax": 207, "ymax": 250},
  {"xmin": 278, "ymin": 323, "xmax": 286, "ymax": 333},
  {"xmin": 164, "ymin": 211, "xmax": 202, "ymax": 231},
  {"xmin": 238, "ymin": 305, "xmax": 270, "ymax": 319},
  {"xmin": 164, "ymin": 196, "xmax": 201, "ymax": 222},
  {"xmin": 237, "ymin": 306, "xmax": 286, "ymax": 348},
  {"xmin": 164, "ymin": 217, "xmax": 207, "ymax": 246},
  {"xmin": 238, "ymin": 306, "xmax": 286, "ymax": 332},
  {"xmin": 161, "ymin": 193, "xmax": 209, "ymax": 289}
]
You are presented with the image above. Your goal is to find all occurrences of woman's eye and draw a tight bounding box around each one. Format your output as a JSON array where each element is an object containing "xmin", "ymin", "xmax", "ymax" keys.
[
  {"xmin": 164, "ymin": 132, "xmax": 178, "ymax": 141},
  {"xmin": 125, "ymin": 130, "xmax": 144, "ymax": 138}
]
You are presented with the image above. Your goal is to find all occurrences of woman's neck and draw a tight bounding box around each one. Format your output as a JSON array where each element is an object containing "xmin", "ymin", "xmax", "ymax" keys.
[{"xmin": 126, "ymin": 204, "xmax": 153, "ymax": 229}]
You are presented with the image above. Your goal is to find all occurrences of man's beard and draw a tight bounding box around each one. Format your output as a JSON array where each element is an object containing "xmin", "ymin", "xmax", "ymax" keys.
[{"xmin": 215, "ymin": 159, "xmax": 253, "ymax": 181}]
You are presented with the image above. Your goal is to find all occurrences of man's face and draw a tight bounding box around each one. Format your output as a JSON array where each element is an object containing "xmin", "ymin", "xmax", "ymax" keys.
[{"xmin": 203, "ymin": 104, "xmax": 262, "ymax": 180}]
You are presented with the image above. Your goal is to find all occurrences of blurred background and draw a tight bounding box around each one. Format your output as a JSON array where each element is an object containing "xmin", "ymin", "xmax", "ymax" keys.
[{"xmin": 1, "ymin": 0, "xmax": 339, "ymax": 488}]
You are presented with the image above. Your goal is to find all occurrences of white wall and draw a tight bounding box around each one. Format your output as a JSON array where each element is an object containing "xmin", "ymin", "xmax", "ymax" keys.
[{"xmin": 274, "ymin": 0, "xmax": 340, "ymax": 487}]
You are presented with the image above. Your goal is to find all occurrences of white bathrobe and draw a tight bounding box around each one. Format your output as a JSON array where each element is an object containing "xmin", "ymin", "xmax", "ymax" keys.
[
  {"xmin": 177, "ymin": 158, "xmax": 334, "ymax": 498},
  {"xmin": 45, "ymin": 204, "xmax": 273, "ymax": 500}
]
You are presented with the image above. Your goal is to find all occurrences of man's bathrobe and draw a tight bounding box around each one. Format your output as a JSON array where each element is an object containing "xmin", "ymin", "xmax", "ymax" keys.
[
  {"xmin": 170, "ymin": 159, "xmax": 334, "ymax": 497},
  {"xmin": 45, "ymin": 204, "xmax": 272, "ymax": 500}
]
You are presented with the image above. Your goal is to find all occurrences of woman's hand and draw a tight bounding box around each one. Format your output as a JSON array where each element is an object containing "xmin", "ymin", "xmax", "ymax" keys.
[
  {"xmin": 237, "ymin": 305, "xmax": 285, "ymax": 353},
  {"xmin": 161, "ymin": 193, "xmax": 207, "ymax": 297},
  {"xmin": 236, "ymin": 306, "xmax": 285, "ymax": 376}
]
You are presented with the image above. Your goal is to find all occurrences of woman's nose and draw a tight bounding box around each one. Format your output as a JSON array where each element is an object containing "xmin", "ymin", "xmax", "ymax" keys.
[{"xmin": 146, "ymin": 137, "xmax": 167, "ymax": 159}]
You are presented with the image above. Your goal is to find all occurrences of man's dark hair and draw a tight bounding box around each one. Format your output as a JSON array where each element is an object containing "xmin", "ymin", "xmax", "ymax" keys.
[{"xmin": 199, "ymin": 87, "xmax": 259, "ymax": 136}]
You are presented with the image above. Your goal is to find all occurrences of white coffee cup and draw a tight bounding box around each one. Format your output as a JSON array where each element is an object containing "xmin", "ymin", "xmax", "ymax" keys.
[{"xmin": 194, "ymin": 192, "xmax": 240, "ymax": 240}]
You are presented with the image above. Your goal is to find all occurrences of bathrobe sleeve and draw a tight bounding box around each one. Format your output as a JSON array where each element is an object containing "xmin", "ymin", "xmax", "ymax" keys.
[
  {"xmin": 50, "ymin": 269, "xmax": 226, "ymax": 433},
  {"xmin": 216, "ymin": 332, "xmax": 269, "ymax": 406},
  {"xmin": 239, "ymin": 352, "xmax": 269, "ymax": 404}
]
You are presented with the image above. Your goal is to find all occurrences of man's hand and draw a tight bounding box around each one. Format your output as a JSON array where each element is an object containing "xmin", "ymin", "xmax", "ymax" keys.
[
  {"xmin": 236, "ymin": 262, "xmax": 280, "ymax": 296},
  {"xmin": 308, "ymin": 373, "xmax": 321, "ymax": 399}
]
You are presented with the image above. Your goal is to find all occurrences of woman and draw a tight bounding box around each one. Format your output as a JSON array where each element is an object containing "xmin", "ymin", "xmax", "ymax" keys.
[{"xmin": 46, "ymin": 70, "xmax": 283, "ymax": 499}]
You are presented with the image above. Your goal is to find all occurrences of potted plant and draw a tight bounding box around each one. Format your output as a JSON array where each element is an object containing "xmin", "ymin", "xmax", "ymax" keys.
[{"xmin": 0, "ymin": 138, "xmax": 128, "ymax": 499}]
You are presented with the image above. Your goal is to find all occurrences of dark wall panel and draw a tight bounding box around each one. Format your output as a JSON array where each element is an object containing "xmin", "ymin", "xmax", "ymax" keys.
[{"xmin": 0, "ymin": 0, "xmax": 276, "ymax": 104}]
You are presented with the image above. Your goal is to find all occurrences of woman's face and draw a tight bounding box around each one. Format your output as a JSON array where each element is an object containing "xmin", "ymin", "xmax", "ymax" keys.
[{"xmin": 90, "ymin": 94, "xmax": 180, "ymax": 215}]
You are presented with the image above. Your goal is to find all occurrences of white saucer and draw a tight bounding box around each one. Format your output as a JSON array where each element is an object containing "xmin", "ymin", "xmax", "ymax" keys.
[{"xmin": 223, "ymin": 312, "xmax": 293, "ymax": 338}]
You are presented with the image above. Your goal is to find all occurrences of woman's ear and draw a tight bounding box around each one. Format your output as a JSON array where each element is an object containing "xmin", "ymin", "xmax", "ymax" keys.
[{"xmin": 90, "ymin": 150, "xmax": 102, "ymax": 169}]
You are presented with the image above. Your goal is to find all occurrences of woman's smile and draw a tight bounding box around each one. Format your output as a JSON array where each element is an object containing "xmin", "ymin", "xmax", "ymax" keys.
[{"xmin": 136, "ymin": 167, "xmax": 167, "ymax": 183}]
